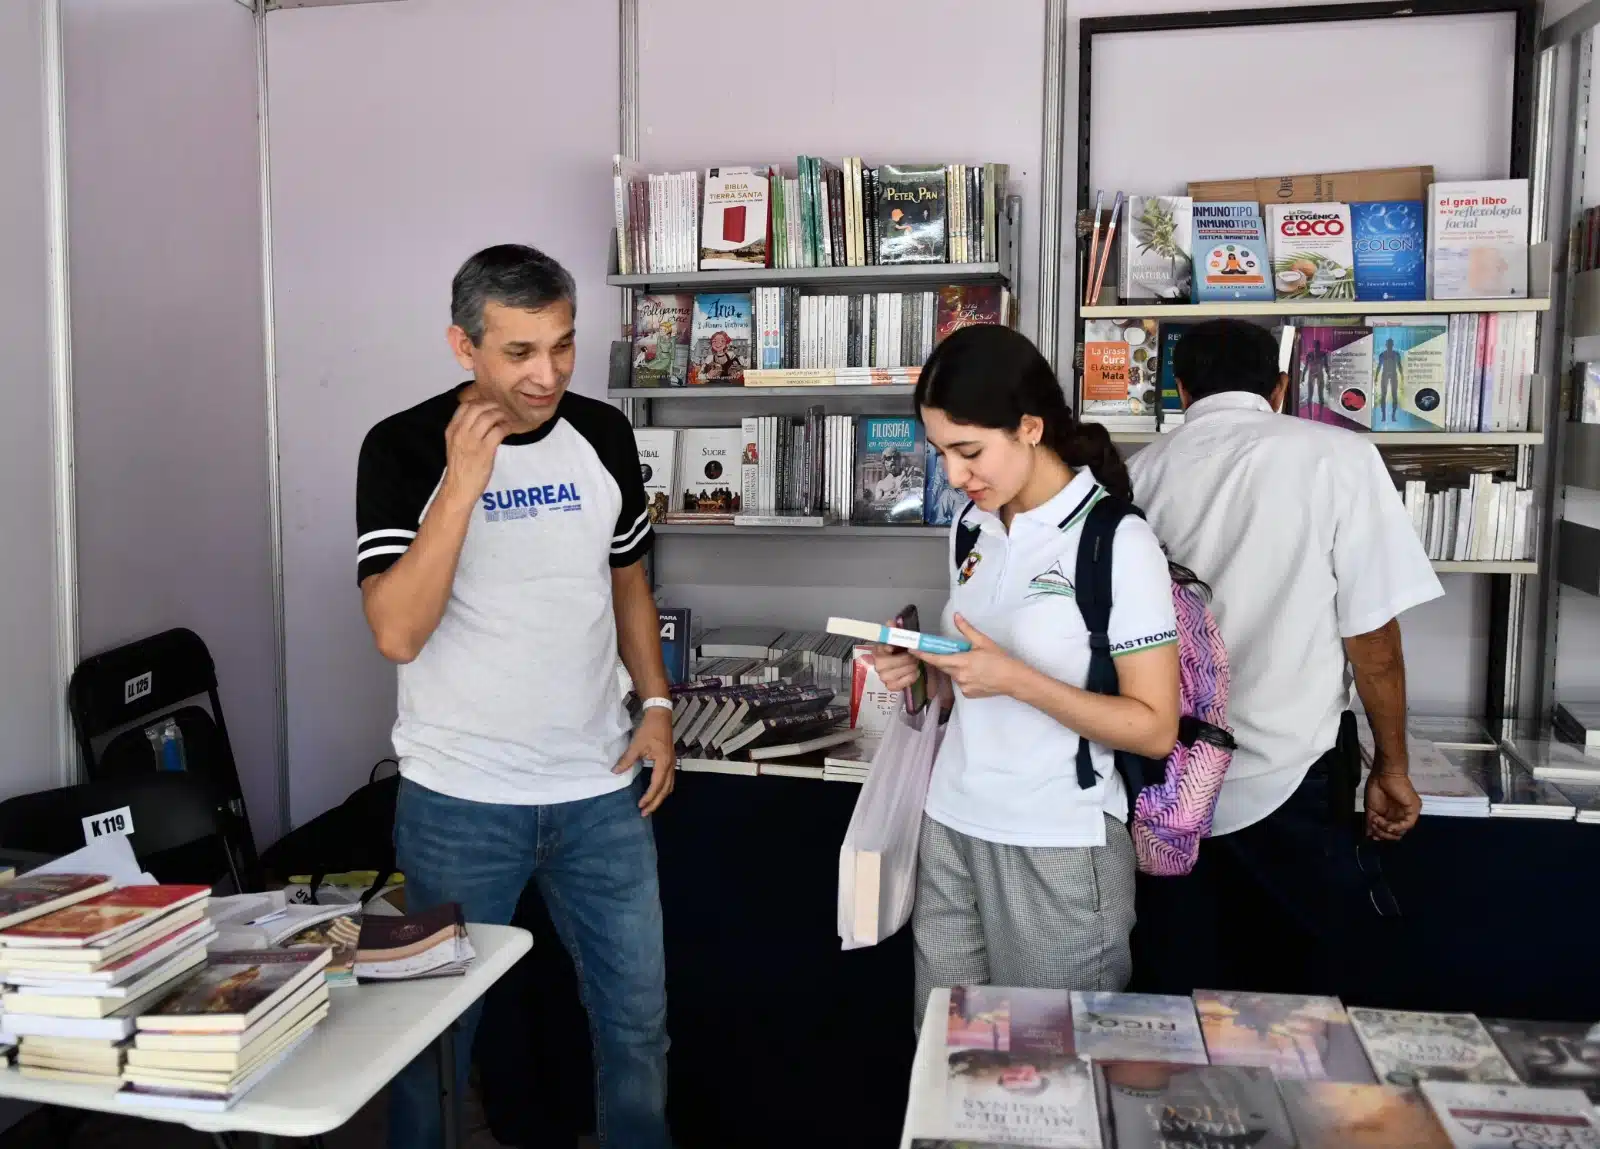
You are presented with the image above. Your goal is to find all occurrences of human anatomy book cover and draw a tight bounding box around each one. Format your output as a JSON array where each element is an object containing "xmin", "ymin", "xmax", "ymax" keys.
[{"xmin": 1295, "ymin": 325, "xmax": 1374, "ymax": 431}]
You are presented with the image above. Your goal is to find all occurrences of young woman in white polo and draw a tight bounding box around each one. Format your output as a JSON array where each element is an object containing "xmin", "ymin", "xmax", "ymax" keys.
[{"xmin": 873, "ymin": 324, "xmax": 1181, "ymax": 1018}]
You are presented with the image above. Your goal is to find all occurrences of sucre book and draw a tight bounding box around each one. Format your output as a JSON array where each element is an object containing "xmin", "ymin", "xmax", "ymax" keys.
[
  {"xmin": 1097, "ymin": 1062, "xmax": 1294, "ymax": 1149},
  {"xmin": 676, "ymin": 427, "xmax": 743, "ymax": 516},
  {"xmin": 1347, "ymin": 1008, "xmax": 1519, "ymax": 1086},
  {"xmin": 1280, "ymin": 1081, "xmax": 1451, "ymax": 1148},
  {"xmin": 1069, "ymin": 990, "xmax": 1207, "ymax": 1064},
  {"xmin": 1195, "ymin": 990, "xmax": 1375, "ymax": 1082}
]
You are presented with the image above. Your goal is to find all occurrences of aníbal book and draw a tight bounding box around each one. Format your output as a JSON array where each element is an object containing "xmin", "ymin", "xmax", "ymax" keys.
[
  {"xmin": 1279, "ymin": 1081, "xmax": 1451, "ymax": 1149},
  {"xmin": 631, "ymin": 293, "xmax": 693, "ymax": 387},
  {"xmin": 876, "ymin": 164, "xmax": 948, "ymax": 265},
  {"xmin": 1347, "ymin": 1008, "xmax": 1519, "ymax": 1087},
  {"xmin": 1352, "ymin": 201, "xmax": 1427, "ymax": 301},
  {"xmin": 137, "ymin": 948, "xmax": 331, "ymax": 1034},
  {"xmin": 1191, "ymin": 202, "xmax": 1272, "ymax": 302},
  {"xmin": 1069, "ymin": 991, "xmax": 1207, "ymax": 1065},
  {"xmin": 1121, "ymin": 196, "xmax": 1193, "ymax": 301},
  {"xmin": 851, "ymin": 417, "xmax": 925, "ymax": 524},
  {"xmin": 633, "ymin": 427, "xmax": 677, "ymax": 525},
  {"xmin": 1369, "ymin": 325, "xmax": 1447, "ymax": 432},
  {"xmin": 1194, "ymin": 990, "xmax": 1375, "ymax": 1082},
  {"xmin": 1483, "ymin": 1018, "xmax": 1600, "ymax": 1101},
  {"xmin": 1266, "ymin": 204, "xmax": 1356, "ymax": 301},
  {"xmin": 687, "ymin": 293, "xmax": 752, "ymax": 386},
  {"xmin": 1295, "ymin": 325, "xmax": 1374, "ymax": 431},
  {"xmin": 1428, "ymin": 180, "xmax": 1530, "ymax": 299},
  {"xmin": 1097, "ymin": 1062, "xmax": 1294, "ymax": 1149},
  {"xmin": 945, "ymin": 1048, "xmax": 1102, "ymax": 1148},
  {"xmin": 676, "ymin": 427, "xmax": 743, "ymax": 515},
  {"xmin": 1419, "ymin": 1082, "xmax": 1600, "ymax": 1149},
  {"xmin": 1082, "ymin": 319, "xmax": 1159, "ymax": 425},
  {"xmin": 700, "ymin": 166, "xmax": 771, "ymax": 269}
]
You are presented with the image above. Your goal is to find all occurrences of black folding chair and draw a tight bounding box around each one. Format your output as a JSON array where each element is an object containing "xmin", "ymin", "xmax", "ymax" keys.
[
  {"xmin": 68, "ymin": 628, "xmax": 262, "ymax": 889},
  {"xmin": 0, "ymin": 774, "xmax": 243, "ymax": 890}
]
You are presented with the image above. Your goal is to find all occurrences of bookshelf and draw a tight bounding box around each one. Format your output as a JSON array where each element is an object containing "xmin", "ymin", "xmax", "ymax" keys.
[
  {"xmin": 654, "ymin": 523, "xmax": 944, "ymax": 538},
  {"xmin": 608, "ymin": 262, "xmax": 1006, "ymax": 291},
  {"xmin": 610, "ymin": 384, "xmax": 916, "ymax": 400},
  {"xmin": 1073, "ymin": 0, "xmax": 1546, "ymax": 732}
]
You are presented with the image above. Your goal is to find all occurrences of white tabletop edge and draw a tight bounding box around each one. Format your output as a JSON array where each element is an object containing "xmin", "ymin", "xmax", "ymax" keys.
[
  {"xmin": 899, "ymin": 988, "xmax": 950, "ymax": 1149},
  {"xmin": 0, "ymin": 923, "xmax": 533, "ymax": 1137}
]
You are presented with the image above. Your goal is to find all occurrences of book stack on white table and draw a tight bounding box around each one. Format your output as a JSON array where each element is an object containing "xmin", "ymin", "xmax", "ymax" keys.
[{"xmin": 0, "ymin": 923, "xmax": 531, "ymax": 1148}]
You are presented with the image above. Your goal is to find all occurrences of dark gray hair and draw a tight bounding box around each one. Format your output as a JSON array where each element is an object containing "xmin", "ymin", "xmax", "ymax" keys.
[{"xmin": 450, "ymin": 244, "xmax": 576, "ymax": 345}]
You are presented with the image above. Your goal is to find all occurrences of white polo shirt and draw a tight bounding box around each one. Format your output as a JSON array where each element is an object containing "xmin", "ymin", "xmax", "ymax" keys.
[
  {"xmin": 923, "ymin": 468, "xmax": 1178, "ymax": 848},
  {"xmin": 1128, "ymin": 391, "xmax": 1443, "ymax": 836}
]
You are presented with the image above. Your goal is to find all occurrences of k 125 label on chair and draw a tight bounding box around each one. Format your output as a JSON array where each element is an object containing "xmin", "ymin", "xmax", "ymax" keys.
[{"xmin": 82, "ymin": 805, "xmax": 135, "ymax": 844}]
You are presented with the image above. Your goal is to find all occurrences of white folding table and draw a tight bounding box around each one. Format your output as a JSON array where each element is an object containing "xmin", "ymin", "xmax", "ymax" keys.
[
  {"xmin": 900, "ymin": 988, "xmax": 953, "ymax": 1149},
  {"xmin": 0, "ymin": 922, "xmax": 532, "ymax": 1148}
]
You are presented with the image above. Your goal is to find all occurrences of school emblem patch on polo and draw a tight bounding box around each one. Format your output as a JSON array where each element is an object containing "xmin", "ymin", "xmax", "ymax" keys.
[
  {"xmin": 957, "ymin": 549, "xmax": 983, "ymax": 585},
  {"xmin": 1026, "ymin": 561, "xmax": 1076, "ymax": 598}
]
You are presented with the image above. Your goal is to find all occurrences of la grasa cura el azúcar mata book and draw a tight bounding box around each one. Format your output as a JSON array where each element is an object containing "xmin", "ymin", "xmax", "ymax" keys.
[
  {"xmin": 1347, "ymin": 1008, "xmax": 1520, "ymax": 1087},
  {"xmin": 1069, "ymin": 991, "xmax": 1207, "ymax": 1065},
  {"xmin": 1097, "ymin": 1062, "xmax": 1295, "ymax": 1149}
]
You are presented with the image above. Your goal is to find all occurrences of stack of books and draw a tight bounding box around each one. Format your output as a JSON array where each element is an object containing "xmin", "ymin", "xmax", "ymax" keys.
[
  {"xmin": 0, "ymin": 883, "xmax": 214, "ymax": 1086},
  {"xmin": 118, "ymin": 947, "xmax": 332, "ymax": 1111},
  {"xmin": 354, "ymin": 904, "xmax": 474, "ymax": 981},
  {"xmin": 1401, "ymin": 474, "xmax": 1535, "ymax": 563}
]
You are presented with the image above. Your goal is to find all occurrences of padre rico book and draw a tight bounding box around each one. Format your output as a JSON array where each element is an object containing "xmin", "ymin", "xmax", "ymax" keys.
[{"xmin": 1069, "ymin": 991, "xmax": 1207, "ymax": 1065}]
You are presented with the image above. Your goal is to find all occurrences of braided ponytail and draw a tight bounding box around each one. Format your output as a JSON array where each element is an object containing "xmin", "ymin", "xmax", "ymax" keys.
[{"xmin": 916, "ymin": 323, "xmax": 1131, "ymax": 499}]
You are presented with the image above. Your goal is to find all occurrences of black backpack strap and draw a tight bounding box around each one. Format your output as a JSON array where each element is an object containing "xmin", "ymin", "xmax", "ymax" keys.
[
  {"xmin": 1072, "ymin": 495, "xmax": 1143, "ymax": 790},
  {"xmin": 953, "ymin": 500, "xmax": 980, "ymax": 571}
]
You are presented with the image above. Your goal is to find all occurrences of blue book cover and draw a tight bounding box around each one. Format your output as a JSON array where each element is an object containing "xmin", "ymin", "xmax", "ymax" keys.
[
  {"xmin": 687, "ymin": 293, "xmax": 752, "ymax": 385},
  {"xmin": 1191, "ymin": 202, "xmax": 1273, "ymax": 301},
  {"xmin": 852, "ymin": 417, "xmax": 925, "ymax": 524},
  {"xmin": 1370, "ymin": 325, "xmax": 1447, "ymax": 431},
  {"xmin": 657, "ymin": 607, "xmax": 692, "ymax": 685},
  {"xmin": 1352, "ymin": 201, "xmax": 1427, "ymax": 302},
  {"xmin": 923, "ymin": 442, "xmax": 961, "ymax": 526},
  {"xmin": 1157, "ymin": 323, "xmax": 1191, "ymax": 419}
]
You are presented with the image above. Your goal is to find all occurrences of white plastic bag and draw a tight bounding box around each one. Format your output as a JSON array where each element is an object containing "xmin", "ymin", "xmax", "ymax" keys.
[{"xmin": 838, "ymin": 701, "xmax": 944, "ymax": 950}]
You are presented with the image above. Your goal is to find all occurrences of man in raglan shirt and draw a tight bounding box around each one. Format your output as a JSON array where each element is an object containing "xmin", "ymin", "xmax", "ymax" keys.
[{"xmin": 355, "ymin": 245, "xmax": 675, "ymax": 1149}]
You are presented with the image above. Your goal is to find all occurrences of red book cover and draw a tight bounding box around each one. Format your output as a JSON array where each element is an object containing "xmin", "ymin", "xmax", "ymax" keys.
[
  {"xmin": 722, "ymin": 204, "xmax": 747, "ymax": 245},
  {"xmin": 934, "ymin": 285, "xmax": 1005, "ymax": 344},
  {"xmin": 3, "ymin": 885, "xmax": 209, "ymax": 945},
  {"xmin": 0, "ymin": 874, "xmax": 112, "ymax": 928}
]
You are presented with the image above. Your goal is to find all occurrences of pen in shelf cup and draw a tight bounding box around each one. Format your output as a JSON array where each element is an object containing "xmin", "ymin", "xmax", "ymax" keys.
[
  {"xmin": 1084, "ymin": 190, "xmax": 1105, "ymax": 300},
  {"xmin": 1090, "ymin": 192, "xmax": 1123, "ymax": 308}
]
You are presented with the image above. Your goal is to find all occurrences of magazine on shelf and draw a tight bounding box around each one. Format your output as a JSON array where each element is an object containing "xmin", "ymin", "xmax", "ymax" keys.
[
  {"xmin": 1069, "ymin": 991, "xmax": 1207, "ymax": 1064},
  {"xmin": 1347, "ymin": 1008, "xmax": 1519, "ymax": 1086},
  {"xmin": 1194, "ymin": 990, "xmax": 1374, "ymax": 1082}
]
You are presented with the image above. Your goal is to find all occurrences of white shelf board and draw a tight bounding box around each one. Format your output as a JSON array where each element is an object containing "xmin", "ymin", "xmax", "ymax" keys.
[
  {"xmin": 1432, "ymin": 561, "xmax": 1537, "ymax": 574},
  {"xmin": 609, "ymin": 262, "xmax": 1004, "ymax": 291},
  {"xmin": 610, "ymin": 385, "xmax": 916, "ymax": 399},
  {"xmin": 1109, "ymin": 431, "xmax": 1544, "ymax": 446},
  {"xmin": 654, "ymin": 523, "xmax": 943, "ymax": 538},
  {"xmin": 1081, "ymin": 297, "xmax": 1552, "ymax": 319}
]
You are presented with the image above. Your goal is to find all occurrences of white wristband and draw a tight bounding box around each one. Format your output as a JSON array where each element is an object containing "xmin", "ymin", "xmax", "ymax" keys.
[{"xmin": 641, "ymin": 696, "xmax": 673, "ymax": 713}]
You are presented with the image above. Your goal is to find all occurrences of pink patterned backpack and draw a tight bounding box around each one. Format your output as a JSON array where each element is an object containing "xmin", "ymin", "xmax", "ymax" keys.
[{"xmin": 954, "ymin": 494, "xmax": 1234, "ymax": 875}]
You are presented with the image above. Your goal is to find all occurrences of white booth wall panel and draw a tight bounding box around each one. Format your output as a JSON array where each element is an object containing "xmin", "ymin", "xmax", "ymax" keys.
[
  {"xmin": 268, "ymin": 0, "xmax": 618, "ymax": 829},
  {"xmin": 0, "ymin": 0, "xmax": 68, "ymax": 799},
  {"xmin": 1074, "ymin": 3, "xmax": 1518, "ymax": 716},
  {"xmin": 638, "ymin": 0, "xmax": 1044, "ymax": 635},
  {"xmin": 63, "ymin": 0, "xmax": 280, "ymax": 842}
]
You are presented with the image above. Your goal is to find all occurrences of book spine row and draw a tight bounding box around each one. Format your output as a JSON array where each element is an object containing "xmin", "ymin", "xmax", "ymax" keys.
[
  {"xmin": 760, "ymin": 291, "xmax": 937, "ymax": 371},
  {"xmin": 1403, "ymin": 475, "xmax": 1535, "ymax": 561}
]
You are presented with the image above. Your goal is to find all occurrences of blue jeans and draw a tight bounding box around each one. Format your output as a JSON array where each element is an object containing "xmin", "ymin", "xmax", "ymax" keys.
[{"xmin": 388, "ymin": 775, "xmax": 670, "ymax": 1149}]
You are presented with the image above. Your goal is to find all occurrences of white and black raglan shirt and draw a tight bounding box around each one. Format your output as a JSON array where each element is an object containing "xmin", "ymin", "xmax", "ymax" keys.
[{"xmin": 356, "ymin": 384, "xmax": 652, "ymax": 806}]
